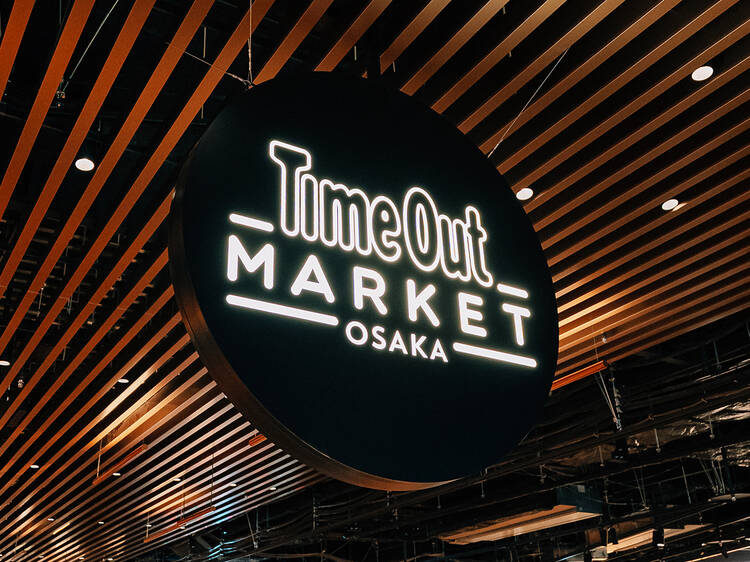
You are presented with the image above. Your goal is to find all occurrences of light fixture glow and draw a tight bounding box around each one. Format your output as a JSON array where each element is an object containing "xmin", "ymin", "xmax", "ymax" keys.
[
  {"xmin": 661, "ymin": 198, "xmax": 679, "ymax": 211},
  {"xmin": 117, "ymin": 378, "xmax": 129, "ymax": 384},
  {"xmin": 173, "ymin": 477, "xmax": 181, "ymax": 482},
  {"xmin": 30, "ymin": 464, "xmax": 40, "ymax": 469},
  {"xmin": 98, "ymin": 521, "xmax": 105, "ymax": 525},
  {"xmin": 269, "ymin": 486, "xmax": 277, "ymax": 491},
  {"xmin": 74, "ymin": 157, "xmax": 95, "ymax": 172},
  {"xmin": 229, "ymin": 482, "xmax": 237, "ymax": 487},
  {"xmin": 47, "ymin": 517, "xmax": 55, "ymax": 521},
  {"xmin": 691, "ymin": 65, "xmax": 713, "ymax": 81},
  {"xmin": 0, "ymin": 360, "xmax": 10, "ymax": 366},
  {"xmin": 516, "ymin": 187, "xmax": 534, "ymax": 201},
  {"xmin": 112, "ymin": 472, "xmax": 121, "ymax": 477}
]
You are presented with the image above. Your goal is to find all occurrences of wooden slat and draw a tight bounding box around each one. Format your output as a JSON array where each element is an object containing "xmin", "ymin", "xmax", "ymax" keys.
[
  {"xmin": 400, "ymin": 0, "xmax": 509, "ymax": 95},
  {"xmin": 0, "ymin": 0, "xmax": 156, "ymax": 303},
  {"xmin": 316, "ymin": 0, "xmax": 392, "ymax": 72},
  {"xmin": 378, "ymin": 0, "xmax": 450, "ymax": 73},
  {"xmin": 536, "ymin": 57, "xmax": 750, "ymax": 235},
  {"xmin": 506, "ymin": 1, "xmax": 745, "ymax": 185},
  {"xmin": 0, "ymin": 0, "xmax": 35, "ymax": 101},
  {"xmin": 431, "ymin": 0, "xmax": 566, "ymax": 114},
  {"xmin": 0, "ymin": 0, "xmax": 95, "ymax": 220},
  {"xmin": 256, "ymin": 0, "xmax": 335, "ymax": 82},
  {"xmin": 0, "ymin": 0, "xmax": 214, "ymax": 332},
  {"xmin": 478, "ymin": 0, "xmax": 679, "ymax": 153},
  {"xmin": 93, "ymin": 444, "xmax": 150, "ymax": 486}
]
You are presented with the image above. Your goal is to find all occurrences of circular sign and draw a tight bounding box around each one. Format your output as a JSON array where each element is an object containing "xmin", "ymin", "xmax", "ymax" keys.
[{"xmin": 169, "ymin": 73, "xmax": 558, "ymax": 490}]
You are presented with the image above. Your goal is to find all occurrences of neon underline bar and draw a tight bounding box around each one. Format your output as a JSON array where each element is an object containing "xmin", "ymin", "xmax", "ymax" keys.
[
  {"xmin": 496, "ymin": 283, "xmax": 529, "ymax": 299},
  {"xmin": 229, "ymin": 213, "xmax": 275, "ymax": 232},
  {"xmin": 452, "ymin": 341, "xmax": 537, "ymax": 368},
  {"xmin": 226, "ymin": 295, "xmax": 339, "ymax": 326}
]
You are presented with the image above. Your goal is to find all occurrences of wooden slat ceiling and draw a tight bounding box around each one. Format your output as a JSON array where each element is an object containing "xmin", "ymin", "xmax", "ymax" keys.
[{"xmin": 0, "ymin": 0, "xmax": 746, "ymax": 559}]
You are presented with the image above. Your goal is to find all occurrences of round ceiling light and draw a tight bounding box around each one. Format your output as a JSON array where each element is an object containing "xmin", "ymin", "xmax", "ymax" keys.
[
  {"xmin": 516, "ymin": 187, "xmax": 534, "ymax": 201},
  {"xmin": 74, "ymin": 157, "xmax": 95, "ymax": 172},
  {"xmin": 691, "ymin": 65, "xmax": 713, "ymax": 81},
  {"xmin": 661, "ymin": 198, "xmax": 679, "ymax": 211}
]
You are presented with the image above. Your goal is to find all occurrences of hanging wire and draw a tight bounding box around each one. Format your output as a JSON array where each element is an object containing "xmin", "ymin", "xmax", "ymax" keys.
[
  {"xmin": 63, "ymin": 1, "xmax": 122, "ymax": 92},
  {"xmin": 487, "ymin": 47, "xmax": 569, "ymax": 159}
]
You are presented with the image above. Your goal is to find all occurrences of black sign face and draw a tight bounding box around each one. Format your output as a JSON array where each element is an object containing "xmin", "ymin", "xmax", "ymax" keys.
[{"xmin": 169, "ymin": 74, "xmax": 558, "ymax": 490}]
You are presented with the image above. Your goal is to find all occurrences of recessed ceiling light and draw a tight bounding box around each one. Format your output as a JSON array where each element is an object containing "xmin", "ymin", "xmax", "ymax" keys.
[
  {"xmin": 229, "ymin": 482, "xmax": 237, "ymax": 487},
  {"xmin": 78, "ymin": 557, "xmax": 85, "ymax": 560},
  {"xmin": 661, "ymin": 198, "xmax": 679, "ymax": 211},
  {"xmin": 117, "ymin": 378, "xmax": 129, "ymax": 384},
  {"xmin": 112, "ymin": 472, "xmax": 121, "ymax": 477},
  {"xmin": 173, "ymin": 477, "xmax": 181, "ymax": 482},
  {"xmin": 516, "ymin": 187, "xmax": 534, "ymax": 201},
  {"xmin": 107, "ymin": 559, "xmax": 114, "ymax": 561},
  {"xmin": 74, "ymin": 157, "xmax": 95, "ymax": 172},
  {"xmin": 47, "ymin": 517, "xmax": 55, "ymax": 521},
  {"xmin": 0, "ymin": 360, "xmax": 10, "ymax": 366},
  {"xmin": 98, "ymin": 521, "xmax": 105, "ymax": 525},
  {"xmin": 30, "ymin": 464, "xmax": 40, "ymax": 469},
  {"xmin": 691, "ymin": 65, "xmax": 713, "ymax": 81},
  {"xmin": 269, "ymin": 486, "xmax": 277, "ymax": 491}
]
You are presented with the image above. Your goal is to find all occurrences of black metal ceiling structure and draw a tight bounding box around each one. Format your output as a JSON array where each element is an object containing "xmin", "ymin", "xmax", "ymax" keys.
[{"xmin": 0, "ymin": 0, "xmax": 748, "ymax": 560}]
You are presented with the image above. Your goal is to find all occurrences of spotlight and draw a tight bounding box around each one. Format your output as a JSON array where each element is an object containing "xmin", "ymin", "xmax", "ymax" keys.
[
  {"xmin": 47, "ymin": 517, "xmax": 55, "ymax": 522},
  {"xmin": 269, "ymin": 486, "xmax": 277, "ymax": 491},
  {"xmin": 98, "ymin": 521, "xmax": 105, "ymax": 525},
  {"xmin": 0, "ymin": 360, "xmax": 10, "ymax": 366},
  {"xmin": 516, "ymin": 187, "xmax": 534, "ymax": 201},
  {"xmin": 30, "ymin": 464, "xmax": 40, "ymax": 469},
  {"xmin": 112, "ymin": 472, "xmax": 121, "ymax": 477},
  {"xmin": 691, "ymin": 65, "xmax": 713, "ymax": 81},
  {"xmin": 117, "ymin": 378, "xmax": 129, "ymax": 384},
  {"xmin": 74, "ymin": 157, "xmax": 95, "ymax": 172},
  {"xmin": 661, "ymin": 198, "xmax": 679, "ymax": 211},
  {"xmin": 173, "ymin": 477, "xmax": 181, "ymax": 482}
]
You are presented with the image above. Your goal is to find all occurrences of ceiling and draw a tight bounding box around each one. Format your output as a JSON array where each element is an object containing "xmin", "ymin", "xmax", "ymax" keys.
[{"xmin": 0, "ymin": 0, "xmax": 747, "ymax": 560}]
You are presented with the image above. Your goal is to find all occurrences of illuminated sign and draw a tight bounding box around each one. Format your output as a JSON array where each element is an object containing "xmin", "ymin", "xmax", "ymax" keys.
[{"xmin": 169, "ymin": 74, "xmax": 558, "ymax": 490}]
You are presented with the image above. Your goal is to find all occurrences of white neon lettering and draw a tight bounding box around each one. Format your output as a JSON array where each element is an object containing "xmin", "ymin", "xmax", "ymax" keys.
[
  {"xmin": 299, "ymin": 173, "xmax": 319, "ymax": 241},
  {"xmin": 406, "ymin": 279, "xmax": 440, "ymax": 327},
  {"xmin": 452, "ymin": 342, "xmax": 536, "ymax": 368},
  {"xmin": 502, "ymin": 303, "xmax": 531, "ymax": 346},
  {"xmin": 370, "ymin": 196, "xmax": 402, "ymax": 262},
  {"xmin": 226, "ymin": 236, "xmax": 274, "ymax": 289},
  {"xmin": 430, "ymin": 340, "xmax": 449, "ymax": 362},
  {"xmin": 403, "ymin": 187, "xmax": 441, "ymax": 272},
  {"xmin": 352, "ymin": 266, "xmax": 388, "ymax": 315},
  {"xmin": 319, "ymin": 179, "xmax": 371, "ymax": 254},
  {"xmin": 345, "ymin": 320, "xmax": 368, "ymax": 346},
  {"xmin": 457, "ymin": 292, "xmax": 486, "ymax": 338},
  {"xmin": 268, "ymin": 140, "xmax": 496, "ymax": 289},
  {"xmin": 226, "ymin": 295, "xmax": 338, "ymax": 326},
  {"xmin": 410, "ymin": 333, "xmax": 428, "ymax": 359},
  {"xmin": 269, "ymin": 141, "xmax": 311, "ymax": 237},
  {"xmin": 372, "ymin": 325, "xmax": 387, "ymax": 349},
  {"xmin": 389, "ymin": 330, "xmax": 408, "ymax": 354},
  {"xmin": 290, "ymin": 254, "xmax": 336, "ymax": 303},
  {"xmin": 465, "ymin": 207, "xmax": 493, "ymax": 287},
  {"xmin": 438, "ymin": 215, "xmax": 471, "ymax": 282},
  {"xmin": 229, "ymin": 213, "xmax": 275, "ymax": 232},
  {"xmin": 496, "ymin": 283, "xmax": 529, "ymax": 299}
]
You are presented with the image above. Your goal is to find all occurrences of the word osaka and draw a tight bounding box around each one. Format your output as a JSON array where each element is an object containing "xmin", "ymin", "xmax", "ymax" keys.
[{"xmin": 269, "ymin": 140, "xmax": 494, "ymax": 288}]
